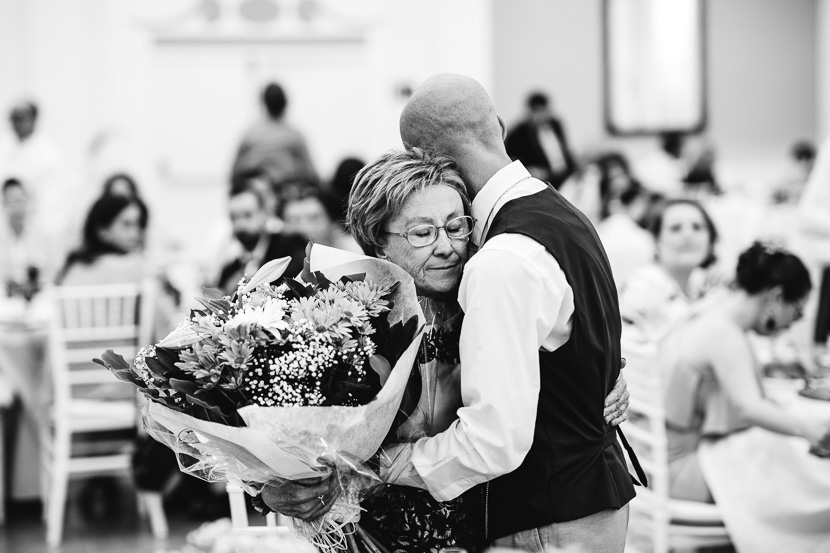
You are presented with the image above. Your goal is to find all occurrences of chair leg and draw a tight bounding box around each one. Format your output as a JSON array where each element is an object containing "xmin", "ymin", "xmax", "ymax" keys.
[
  {"xmin": 45, "ymin": 466, "xmax": 68, "ymax": 548},
  {"xmin": 225, "ymin": 484, "xmax": 249, "ymax": 529},
  {"xmin": 140, "ymin": 492, "xmax": 169, "ymax": 540},
  {"xmin": 39, "ymin": 424, "xmax": 53, "ymax": 523},
  {"xmin": 0, "ymin": 411, "xmax": 5, "ymax": 527},
  {"xmin": 45, "ymin": 432, "xmax": 70, "ymax": 548}
]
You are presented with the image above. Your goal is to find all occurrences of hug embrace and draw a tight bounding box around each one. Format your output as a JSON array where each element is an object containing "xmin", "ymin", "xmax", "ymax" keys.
[{"xmin": 261, "ymin": 74, "xmax": 638, "ymax": 553}]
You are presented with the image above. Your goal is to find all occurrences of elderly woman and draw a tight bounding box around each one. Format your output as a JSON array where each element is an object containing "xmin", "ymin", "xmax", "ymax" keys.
[{"xmin": 261, "ymin": 148, "xmax": 629, "ymax": 552}]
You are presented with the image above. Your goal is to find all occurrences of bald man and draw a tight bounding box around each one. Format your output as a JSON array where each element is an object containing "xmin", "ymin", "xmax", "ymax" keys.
[{"xmin": 388, "ymin": 74, "xmax": 636, "ymax": 552}]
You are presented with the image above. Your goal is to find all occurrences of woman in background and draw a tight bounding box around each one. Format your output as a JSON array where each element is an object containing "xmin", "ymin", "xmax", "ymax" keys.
[
  {"xmin": 619, "ymin": 198, "xmax": 719, "ymax": 341},
  {"xmin": 661, "ymin": 242, "xmax": 830, "ymax": 552},
  {"xmin": 56, "ymin": 194, "xmax": 147, "ymax": 285}
]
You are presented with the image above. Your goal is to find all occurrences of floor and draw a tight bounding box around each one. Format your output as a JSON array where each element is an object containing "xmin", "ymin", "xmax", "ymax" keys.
[{"xmin": 0, "ymin": 476, "xmax": 245, "ymax": 553}]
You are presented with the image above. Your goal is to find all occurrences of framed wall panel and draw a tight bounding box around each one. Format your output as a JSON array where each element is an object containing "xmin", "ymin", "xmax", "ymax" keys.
[{"xmin": 603, "ymin": 0, "xmax": 707, "ymax": 135}]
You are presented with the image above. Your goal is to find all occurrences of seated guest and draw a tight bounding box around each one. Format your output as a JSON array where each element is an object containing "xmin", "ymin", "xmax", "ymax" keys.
[
  {"xmin": 327, "ymin": 156, "xmax": 365, "ymax": 224},
  {"xmin": 214, "ymin": 183, "xmax": 307, "ymax": 294},
  {"xmin": 0, "ymin": 177, "xmax": 54, "ymax": 297},
  {"xmin": 596, "ymin": 178, "xmax": 655, "ymax": 288},
  {"xmin": 280, "ymin": 187, "xmax": 362, "ymax": 253},
  {"xmin": 661, "ymin": 242, "xmax": 830, "ymax": 552},
  {"xmin": 56, "ymin": 194, "xmax": 148, "ymax": 285},
  {"xmin": 619, "ymin": 198, "xmax": 719, "ymax": 341}
]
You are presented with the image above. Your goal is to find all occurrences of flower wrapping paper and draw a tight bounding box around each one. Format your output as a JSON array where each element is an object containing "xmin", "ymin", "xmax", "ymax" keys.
[{"xmin": 141, "ymin": 243, "xmax": 425, "ymax": 494}]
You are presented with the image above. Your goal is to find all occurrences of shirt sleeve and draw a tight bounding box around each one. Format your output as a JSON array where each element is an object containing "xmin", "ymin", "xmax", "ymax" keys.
[{"xmin": 400, "ymin": 238, "xmax": 569, "ymax": 501}]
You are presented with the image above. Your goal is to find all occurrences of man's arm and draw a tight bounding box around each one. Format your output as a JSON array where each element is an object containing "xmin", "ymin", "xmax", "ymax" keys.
[{"xmin": 388, "ymin": 241, "xmax": 566, "ymax": 501}]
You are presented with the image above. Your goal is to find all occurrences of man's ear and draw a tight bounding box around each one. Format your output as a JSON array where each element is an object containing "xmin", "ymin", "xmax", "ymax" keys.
[
  {"xmin": 498, "ymin": 115, "xmax": 506, "ymax": 140},
  {"xmin": 375, "ymin": 247, "xmax": 388, "ymax": 260}
]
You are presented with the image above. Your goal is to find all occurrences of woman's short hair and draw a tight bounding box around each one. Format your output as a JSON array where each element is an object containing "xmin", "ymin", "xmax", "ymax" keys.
[
  {"xmin": 649, "ymin": 198, "xmax": 719, "ymax": 268},
  {"xmin": 346, "ymin": 148, "xmax": 470, "ymax": 257},
  {"xmin": 736, "ymin": 241, "xmax": 812, "ymax": 302}
]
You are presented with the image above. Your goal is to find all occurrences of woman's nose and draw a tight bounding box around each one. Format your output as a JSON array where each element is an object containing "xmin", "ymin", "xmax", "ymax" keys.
[{"xmin": 432, "ymin": 228, "xmax": 454, "ymax": 255}]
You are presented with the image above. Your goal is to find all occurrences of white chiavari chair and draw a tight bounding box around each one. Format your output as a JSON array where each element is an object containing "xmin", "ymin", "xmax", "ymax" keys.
[
  {"xmin": 621, "ymin": 337, "xmax": 732, "ymax": 553},
  {"xmin": 41, "ymin": 280, "xmax": 167, "ymax": 546}
]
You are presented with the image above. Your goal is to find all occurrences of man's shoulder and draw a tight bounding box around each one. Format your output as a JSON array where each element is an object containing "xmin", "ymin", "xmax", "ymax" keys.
[{"xmin": 471, "ymin": 234, "xmax": 562, "ymax": 278}]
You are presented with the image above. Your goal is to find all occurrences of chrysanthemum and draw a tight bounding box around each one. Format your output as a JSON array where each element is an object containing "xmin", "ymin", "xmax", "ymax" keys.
[
  {"xmin": 340, "ymin": 281, "xmax": 391, "ymax": 317},
  {"xmin": 333, "ymin": 296, "xmax": 371, "ymax": 331},
  {"xmin": 306, "ymin": 303, "xmax": 352, "ymax": 341},
  {"xmin": 225, "ymin": 296, "xmax": 289, "ymax": 335}
]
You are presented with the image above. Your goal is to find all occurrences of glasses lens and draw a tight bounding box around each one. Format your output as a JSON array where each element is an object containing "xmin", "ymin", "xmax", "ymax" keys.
[
  {"xmin": 446, "ymin": 216, "xmax": 473, "ymax": 238},
  {"xmin": 407, "ymin": 225, "xmax": 438, "ymax": 247}
]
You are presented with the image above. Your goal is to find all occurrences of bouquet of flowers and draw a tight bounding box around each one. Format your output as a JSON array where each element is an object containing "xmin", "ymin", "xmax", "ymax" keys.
[{"xmin": 94, "ymin": 244, "xmax": 424, "ymax": 552}]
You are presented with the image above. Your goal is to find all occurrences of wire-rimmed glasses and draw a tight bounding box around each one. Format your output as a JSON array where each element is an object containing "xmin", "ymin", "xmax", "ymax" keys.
[{"xmin": 383, "ymin": 215, "xmax": 474, "ymax": 248}]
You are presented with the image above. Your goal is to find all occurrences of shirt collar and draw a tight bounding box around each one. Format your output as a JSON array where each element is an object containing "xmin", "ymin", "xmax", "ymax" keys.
[{"xmin": 471, "ymin": 160, "xmax": 532, "ymax": 246}]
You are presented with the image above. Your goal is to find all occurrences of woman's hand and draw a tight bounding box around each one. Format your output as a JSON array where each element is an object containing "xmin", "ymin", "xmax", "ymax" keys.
[
  {"xmin": 802, "ymin": 416, "xmax": 830, "ymax": 449},
  {"xmin": 604, "ymin": 367, "xmax": 630, "ymax": 426},
  {"xmin": 260, "ymin": 475, "xmax": 341, "ymax": 521}
]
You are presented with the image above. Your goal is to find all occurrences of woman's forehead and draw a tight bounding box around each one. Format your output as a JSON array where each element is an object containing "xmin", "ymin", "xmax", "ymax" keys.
[{"xmin": 394, "ymin": 185, "xmax": 463, "ymax": 222}]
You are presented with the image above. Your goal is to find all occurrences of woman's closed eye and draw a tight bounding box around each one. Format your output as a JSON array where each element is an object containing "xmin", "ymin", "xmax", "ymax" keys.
[
  {"xmin": 409, "ymin": 226, "xmax": 434, "ymax": 239},
  {"xmin": 445, "ymin": 219, "xmax": 469, "ymax": 236}
]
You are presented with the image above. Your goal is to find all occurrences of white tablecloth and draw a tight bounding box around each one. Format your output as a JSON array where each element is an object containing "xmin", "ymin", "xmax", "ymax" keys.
[
  {"xmin": 698, "ymin": 380, "xmax": 830, "ymax": 553},
  {"xmin": 0, "ymin": 298, "xmax": 51, "ymax": 500}
]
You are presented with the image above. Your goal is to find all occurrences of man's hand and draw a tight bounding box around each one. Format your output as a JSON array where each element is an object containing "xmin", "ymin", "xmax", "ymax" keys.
[
  {"xmin": 603, "ymin": 365, "xmax": 630, "ymax": 426},
  {"xmin": 260, "ymin": 474, "xmax": 340, "ymax": 521}
]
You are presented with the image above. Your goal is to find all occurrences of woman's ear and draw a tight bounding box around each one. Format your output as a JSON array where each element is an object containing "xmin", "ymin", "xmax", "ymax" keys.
[
  {"xmin": 763, "ymin": 285, "xmax": 784, "ymax": 305},
  {"xmin": 375, "ymin": 247, "xmax": 388, "ymax": 260}
]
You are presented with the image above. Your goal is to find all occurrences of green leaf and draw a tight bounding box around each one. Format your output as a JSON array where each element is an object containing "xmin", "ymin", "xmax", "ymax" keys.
[
  {"xmin": 340, "ymin": 273, "xmax": 366, "ymax": 284},
  {"xmin": 195, "ymin": 297, "xmax": 232, "ymax": 319},
  {"xmin": 185, "ymin": 393, "xmax": 225, "ymax": 416},
  {"xmin": 145, "ymin": 356, "xmax": 172, "ymax": 377},
  {"xmin": 201, "ymin": 287, "xmax": 225, "ymax": 300},
  {"xmin": 169, "ymin": 378, "xmax": 199, "ymax": 395},
  {"xmin": 94, "ymin": 350, "xmax": 131, "ymax": 372}
]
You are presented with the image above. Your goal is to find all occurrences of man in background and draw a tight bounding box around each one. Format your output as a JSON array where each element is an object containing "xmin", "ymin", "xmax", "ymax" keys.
[
  {"xmin": 214, "ymin": 180, "xmax": 307, "ymax": 294},
  {"xmin": 231, "ymin": 82, "xmax": 319, "ymax": 192},
  {"xmin": 0, "ymin": 100, "xmax": 80, "ymax": 258},
  {"xmin": 505, "ymin": 91, "xmax": 576, "ymax": 189}
]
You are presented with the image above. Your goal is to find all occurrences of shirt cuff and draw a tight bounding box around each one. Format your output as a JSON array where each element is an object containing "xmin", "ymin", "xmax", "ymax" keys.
[{"xmin": 410, "ymin": 446, "xmax": 487, "ymax": 501}]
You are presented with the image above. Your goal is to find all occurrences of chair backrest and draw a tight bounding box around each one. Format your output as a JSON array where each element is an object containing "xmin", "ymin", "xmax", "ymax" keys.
[
  {"xmin": 46, "ymin": 280, "xmax": 157, "ymax": 410},
  {"xmin": 620, "ymin": 335, "xmax": 672, "ymax": 549}
]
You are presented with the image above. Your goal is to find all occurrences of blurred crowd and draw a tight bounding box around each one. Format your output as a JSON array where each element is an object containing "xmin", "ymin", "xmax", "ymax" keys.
[{"xmin": 0, "ymin": 84, "xmax": 363, "ymax": 334}]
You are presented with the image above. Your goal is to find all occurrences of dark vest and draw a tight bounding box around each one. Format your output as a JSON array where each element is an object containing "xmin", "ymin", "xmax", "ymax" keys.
[{"xmin": 466, "ymin": 184, "xmax": 636, "ymax": 542}]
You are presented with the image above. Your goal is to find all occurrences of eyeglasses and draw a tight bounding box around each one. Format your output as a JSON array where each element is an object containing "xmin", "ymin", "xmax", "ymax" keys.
[{"xmin": 383, "ymin": 215, "xmax": 475, "ymax": 248}]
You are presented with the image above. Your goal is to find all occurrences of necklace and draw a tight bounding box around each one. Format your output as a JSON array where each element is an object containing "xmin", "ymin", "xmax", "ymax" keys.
[{"xmin": 417, "ymin": 297, "xmax": 462, "ymax": 364}]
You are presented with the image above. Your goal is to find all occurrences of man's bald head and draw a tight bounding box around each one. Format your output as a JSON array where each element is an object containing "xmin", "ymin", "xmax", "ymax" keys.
[{"xmin": 400, "ymin": 74, "xmax": 505, "ymax": 158}]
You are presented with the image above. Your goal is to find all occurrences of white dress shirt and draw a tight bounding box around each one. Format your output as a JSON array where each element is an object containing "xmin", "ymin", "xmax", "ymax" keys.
[{"xmin": 391, "ymin": 161, "xmax": 575, "ymax": 501}]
